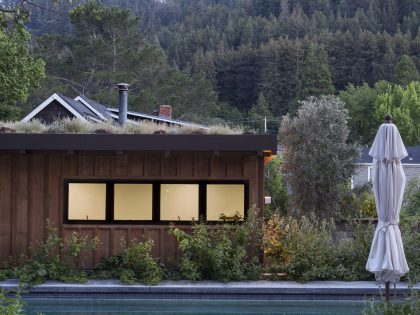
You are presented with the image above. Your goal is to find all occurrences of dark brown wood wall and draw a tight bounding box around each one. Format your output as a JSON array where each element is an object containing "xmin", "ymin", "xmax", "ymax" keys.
[{"xmin": 0, "ymin": 151, "xmax": 264, "ymax": 268}]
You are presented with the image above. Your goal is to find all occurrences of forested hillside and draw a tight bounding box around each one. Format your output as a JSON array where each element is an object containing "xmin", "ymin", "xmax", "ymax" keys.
[{"xmin": 2, "ymin": 0, "xmax": 420, "ymax": 143}]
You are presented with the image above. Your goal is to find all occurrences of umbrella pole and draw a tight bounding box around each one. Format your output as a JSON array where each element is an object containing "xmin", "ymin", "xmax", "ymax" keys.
[{"xmin": 385, "ymin": 281, "xmax": 390, "ymax": 302}]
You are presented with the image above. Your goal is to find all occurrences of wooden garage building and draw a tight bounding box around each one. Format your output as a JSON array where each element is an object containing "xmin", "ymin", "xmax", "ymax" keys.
[{"xmin": 0, "ymin": 133, "xmax": 276, "ymax": 268}]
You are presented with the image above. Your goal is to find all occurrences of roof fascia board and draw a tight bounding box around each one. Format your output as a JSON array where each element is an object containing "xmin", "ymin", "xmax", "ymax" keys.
[
  {"xmin": 21, "ymin": 93, "xmax": 87, "ymax": 122},
  {"xmin": 74, "ymin": 96, "xmax": 107, "ymax": 120},
  {"xmin": 0, "ymin": 134, "xmax": 278, "ymax": 153}
]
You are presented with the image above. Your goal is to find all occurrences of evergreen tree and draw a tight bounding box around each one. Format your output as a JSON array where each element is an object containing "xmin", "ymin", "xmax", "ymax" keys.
[
  {"xmin": 247, "ymin": 93, "xmax": 275, "ymax": 133},
  {"xmin": 33, "ymin": 1, "xmax": 219, "ymax": 120},
  {"xmin": 392, "ymin": 55, "xmax": 419, "ymax": 86},
  {"xmin": 298, "ymin": 43, "xmax": 335, "ymax": 100}
]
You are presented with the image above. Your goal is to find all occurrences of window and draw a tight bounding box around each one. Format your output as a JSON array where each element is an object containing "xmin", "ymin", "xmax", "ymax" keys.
[
  {"xmin": 206, "ymin": 184, "xmax": 244, "ymax": 221},
  {"xmin": 160, "ymin": 184, "xmax": 199, "ymax": 221},
  {"xmin": 65, "ymin": 180, "xmax": 247, "ymax": 224},
  {"xmin": 114, "ymin": 184, "xmax": 153, "ymax": 220},
  {"xmin": 68, "ymin": 183, "xmax": 106, "ymax": 220}
]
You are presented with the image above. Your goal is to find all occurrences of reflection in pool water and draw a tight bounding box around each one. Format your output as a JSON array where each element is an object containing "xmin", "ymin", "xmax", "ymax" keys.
[{"xmin": 23, "ymin": 298, "xmax": 365, "ymax": 315}]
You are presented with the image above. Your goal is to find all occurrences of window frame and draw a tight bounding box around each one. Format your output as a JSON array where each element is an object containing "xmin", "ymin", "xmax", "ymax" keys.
[{"xmin": 64, "ymin": 179, "xmax": 249, "ymax": 225}]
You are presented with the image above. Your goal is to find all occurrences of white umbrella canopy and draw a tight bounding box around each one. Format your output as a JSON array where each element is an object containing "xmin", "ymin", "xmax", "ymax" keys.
[{"xmin": 366, "ymin": 122, "xmax": 409, "ymax": 283}]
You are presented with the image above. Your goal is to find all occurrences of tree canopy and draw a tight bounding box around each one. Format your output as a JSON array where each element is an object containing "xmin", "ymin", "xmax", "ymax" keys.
[
  {"xmin": 31, "ymin": 1, "xmax": 219, "ymax": 120},
  {"xmin": 279, "ymin": 96, "xmax": 359, "ymax": 218},
  {"xmin": 0, "ymin": 28, "xmax": 45, "ymax": 120}
]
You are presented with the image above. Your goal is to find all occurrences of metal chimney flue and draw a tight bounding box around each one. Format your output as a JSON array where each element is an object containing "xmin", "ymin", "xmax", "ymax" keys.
[{"xmin": 117, "ymin": 83, "xmax": 129, "ymax": 126}]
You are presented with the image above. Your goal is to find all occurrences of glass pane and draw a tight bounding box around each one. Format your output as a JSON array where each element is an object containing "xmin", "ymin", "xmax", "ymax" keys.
[
  {"xmin": 160, "ymin": 184, "xmax": 199, "ymax": 221},
  {"xmin": 114, "ymin": 184, "xmax": 153, "ymax": 220},
  {"xmin": 206, "ymin": 184, "xmax": 244, "ymax": 221},
  {"xmin": 68, "ymin": 183, "xmax": 106, "ymax": 220}
]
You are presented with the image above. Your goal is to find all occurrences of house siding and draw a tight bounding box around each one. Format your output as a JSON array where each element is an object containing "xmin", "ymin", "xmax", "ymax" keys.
[
  {"xmin": 0, "ymin": 151, "xmax": 264, "ymax": 268},
  {"xmin": 353, "ymin": 163, "xmax": 420, "ymax": 187}
]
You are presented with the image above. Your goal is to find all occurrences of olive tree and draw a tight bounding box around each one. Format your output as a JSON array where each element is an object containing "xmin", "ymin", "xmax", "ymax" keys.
[{"xmin": 279, "ymin": 96, "xmax": 359, "ymax": 218}]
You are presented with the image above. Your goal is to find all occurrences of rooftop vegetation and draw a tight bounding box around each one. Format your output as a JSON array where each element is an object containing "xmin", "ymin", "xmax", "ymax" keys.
[{"xmin": 0, "ymin": 118, "xmax": 244, "ymax": 135}]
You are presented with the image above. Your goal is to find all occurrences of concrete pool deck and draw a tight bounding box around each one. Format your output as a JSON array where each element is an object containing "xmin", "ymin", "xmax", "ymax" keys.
[{"xmin": 1, "ymin": 280, "xmax": 419, "ymax": 300}]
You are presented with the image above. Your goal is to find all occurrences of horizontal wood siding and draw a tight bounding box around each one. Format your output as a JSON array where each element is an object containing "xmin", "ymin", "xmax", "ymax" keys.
[{"xmin": 0, "ymin": 151, "xmax": 263, "ymax": 268}]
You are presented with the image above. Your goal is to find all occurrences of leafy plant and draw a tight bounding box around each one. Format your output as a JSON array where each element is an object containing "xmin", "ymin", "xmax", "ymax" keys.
[
  {"xmin": 362, "ymin": 283, "xmax": 420, "ymax": 315},
  {"xmin": 13, "ymin": 220, "xmax": 99, "ymax": 288},
  {"xmin": 400, "ymin": 215, "xmax": 420, "ymax": 282},
  {"xmin": 264, "ymin": 156, "xmax": 288, "ymax": 217},
  {"xmin": 0, "ymin": 290, "xmax": 24, "ymax": 315},
  {"xmin": 402, "ymin": 177, "xmax": 420, "ymax": 217},
  {"xmin": 263, "ymin": 213, "xmax": 374, "ymax": 281},
  {"xmin": 169, "ymin": 208, "xmax": 262, "ymax": 282},
  {"xmin": 96, "ymin": 239, "xmax": 162, "ymax": 285}
]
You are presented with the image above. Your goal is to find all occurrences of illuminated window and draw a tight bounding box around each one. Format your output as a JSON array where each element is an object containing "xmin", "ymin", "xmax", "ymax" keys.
[
  {"xmin": 160, "ymin": 184, "xmax": 199, "ymax": 221},
  {"xmin": 114, "ymin": 184, "xmax": 153, "ymax": 220},
  {"xmin": 206, "ymin": 184, "xmax": 244, "ymax": 221},
  {"xmin": 66, "ymin": 181, "xmax": 248, "ymax": 224},
  {"xmin": 68, "ymin": 183, "xmax": 106, "ymax": 220}
]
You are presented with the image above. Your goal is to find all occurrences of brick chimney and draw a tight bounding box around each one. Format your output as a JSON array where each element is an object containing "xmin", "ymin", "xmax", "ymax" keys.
[{"xmin": 159, "ymin": 105, "xmax": 172, "ymax": 119}]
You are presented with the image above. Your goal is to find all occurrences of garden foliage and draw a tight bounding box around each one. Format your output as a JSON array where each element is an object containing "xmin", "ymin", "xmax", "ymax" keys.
[
  {"xmin": 169, "ymin": 208, "xmax": 262, "ymax": 282},
  {"xmin": 96, "ymin": 239, "xmax": 163, "ymax": 285},
  {"xmin": 12, "ymin": 220, "xmax": 98, "ymax": 288},
  {"xmin": 264, "ymin": 213, "xmax": 375, "ymax": 281},
  {"xmin": 0, "ymin": 290, "xmax": 24, "ymax": 315}
]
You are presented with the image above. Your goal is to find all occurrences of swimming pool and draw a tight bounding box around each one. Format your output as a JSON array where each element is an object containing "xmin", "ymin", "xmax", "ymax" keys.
[{"xmin": 23, "ymin": 298, "xmax": 365, "ymax": 314}]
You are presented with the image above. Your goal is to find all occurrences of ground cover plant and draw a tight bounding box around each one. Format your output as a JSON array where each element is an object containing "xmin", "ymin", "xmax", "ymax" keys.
[{"xmin": 169, "ymin": 208, "xmax": 262, "ymax": 282}]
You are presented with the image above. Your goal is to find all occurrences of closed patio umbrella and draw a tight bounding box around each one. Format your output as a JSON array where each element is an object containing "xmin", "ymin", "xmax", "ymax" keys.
[{"xmin": 366, "ymin": 116, "xmax": 409, "ymax": 301}]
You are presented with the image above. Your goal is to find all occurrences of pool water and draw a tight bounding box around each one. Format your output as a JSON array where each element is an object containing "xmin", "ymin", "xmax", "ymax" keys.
[{"xmin": 23, "ymin": 298, "xmax": 365, "ymax": 315}]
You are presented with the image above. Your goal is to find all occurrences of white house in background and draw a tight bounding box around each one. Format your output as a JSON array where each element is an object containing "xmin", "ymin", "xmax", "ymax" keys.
[{"xmin": 352, "ymin": 146, "xmax": 420, "ymax": 187}]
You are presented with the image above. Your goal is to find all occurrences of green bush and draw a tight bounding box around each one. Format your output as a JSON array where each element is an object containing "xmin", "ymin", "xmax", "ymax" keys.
[
  {"xmin": 400, "ymin": 215, "xmax": 420, "ymax": 282},
  {"xmin": 96, "ymin": 239, "xmax": 163, "ymax": 285},
  {"xmin": 169, "ymin": 208, "xmax": 262, "ymax": 282},
  {"xmin": 263, "ymin": 213, "xmax": 374, "ymax": 281},
  {"xmin": 13, "ymin": 220, "xmax": 99, "ymax": 288},
  {"xmin": 340, "ymin": 184, "xmax": 376, "ymax": 219},
  {"xmin": 402, "ymin": 178, "xmax": 420, "ymax": 217},
  {"xmin": 0, "ymin": 290, "xmax": 24, "ymax": 315},
  {"xmin": 264, "ymin": 156, "xmax": 288, "ymax": 217}
]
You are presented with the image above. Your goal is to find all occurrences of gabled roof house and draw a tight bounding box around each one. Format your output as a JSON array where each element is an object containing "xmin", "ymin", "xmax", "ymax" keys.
[
  {"xmin": 22, "ymin": 84, "xmax": 206, "ymax": 129},
  {"xmin": 353, "ymin": 146, "xmax": 420, "ymax": 187}
]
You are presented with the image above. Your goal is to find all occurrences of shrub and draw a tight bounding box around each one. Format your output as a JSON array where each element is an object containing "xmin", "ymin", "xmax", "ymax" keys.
[
  {"xmin": 169, "ymin": 208, "xmax": 262, "ymax": 282},
  {"xmin": 400, "ymin": 215, "xmax": 420, "ymax": 282},
  {"xmin": 340, "ymin": 184, "xmax": 376, "ymax": 219},
  {"xmin": 402, "ymin": 177, "xmax": 420, "ymax": 217},
  {"xmin": 13, "ymin": 220, "xmax": 99, "ymax": 287},
  {"xmin": 0, "ymin": 290, "xmax": 24, "ymax": 315},
  {"xmin": 264, "ymin": 156, "xmax": 288, "ymax": 217},
  {"xmin": 96, "ymin": 239, "xmax": 163, "ymax": 285},
  {"xmin": 263, "ymin": 213, "xmax": 374, "ymax": 281}
]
